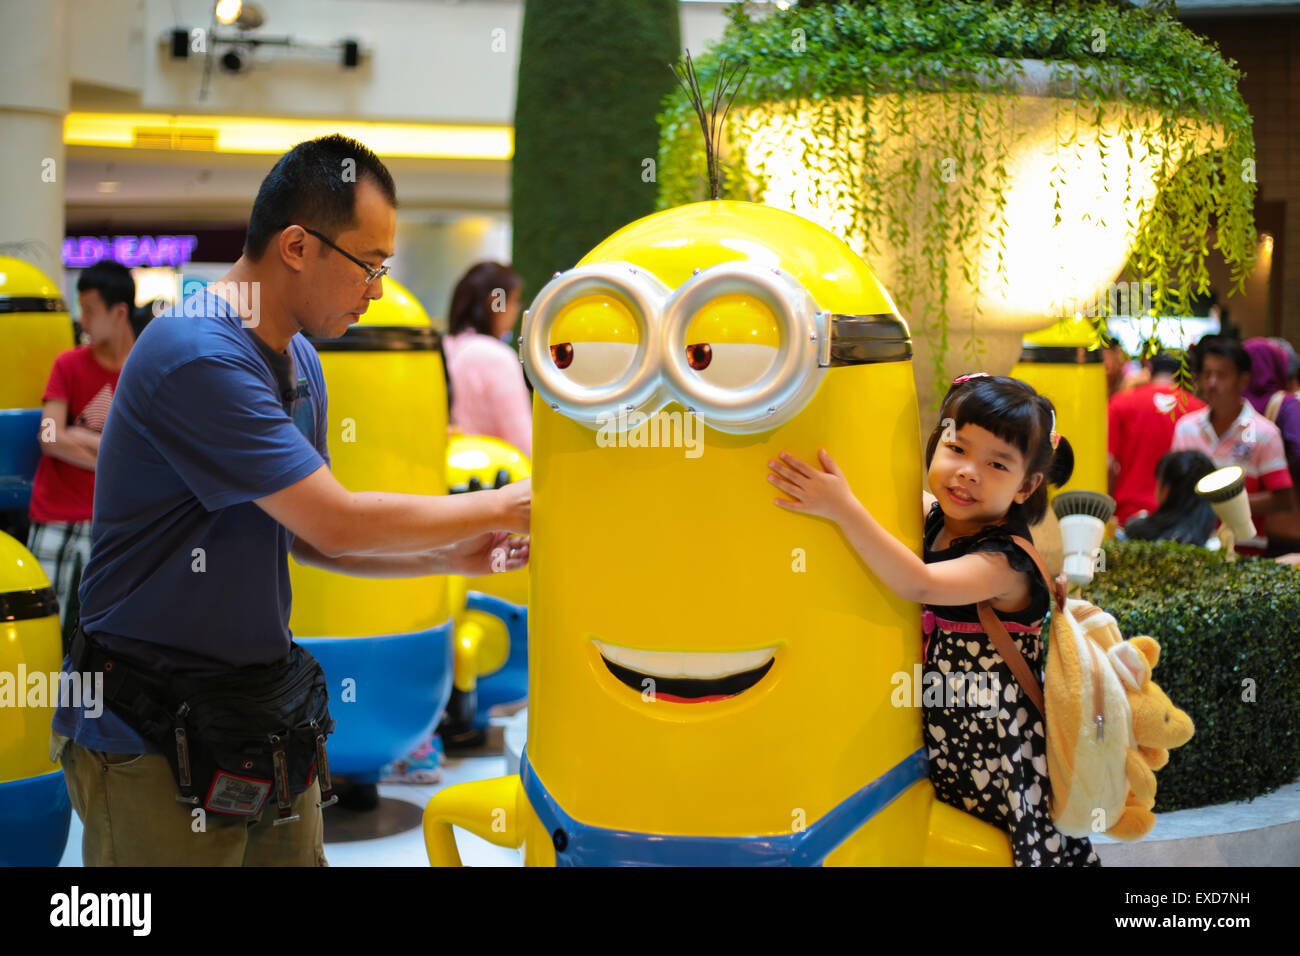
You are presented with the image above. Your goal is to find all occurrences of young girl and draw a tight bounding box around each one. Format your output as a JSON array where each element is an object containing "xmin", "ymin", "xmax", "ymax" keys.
[{"xmin": 766, "ymin": 372, "xmax": 1100, "ymax": 867}]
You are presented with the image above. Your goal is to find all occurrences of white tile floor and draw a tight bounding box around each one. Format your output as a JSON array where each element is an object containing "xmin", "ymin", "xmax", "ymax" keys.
[
  {"xmin": 324, "ymin": 753, "xmax": 523, "ymax": 867},
  {"xmin": 54, "ymin": 717, "xmax": 1300, "ymax": 867},
  {"xmin": 58, "ymin": 749, "xmax": 523, "ymax": 867}
]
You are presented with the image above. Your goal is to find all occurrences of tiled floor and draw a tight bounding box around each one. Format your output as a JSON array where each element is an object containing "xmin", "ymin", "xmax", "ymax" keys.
[
  {"xmin": 324, "ymin": 753, "xmax": 523, "ymax": 867},
  {"xmin": 54, "ymin": 728, "xmax": 1300, "ymax": 866}
]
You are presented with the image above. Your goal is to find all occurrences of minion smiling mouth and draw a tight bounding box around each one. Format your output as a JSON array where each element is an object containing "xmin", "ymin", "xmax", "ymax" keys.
[{"xmin": 592, "ymin": 641, "xmax": 776, "ymax": 703}]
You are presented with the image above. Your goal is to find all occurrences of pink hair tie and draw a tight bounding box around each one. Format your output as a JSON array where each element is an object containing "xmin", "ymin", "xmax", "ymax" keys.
[{"xmin": 951, "ymin": 372, "xmax": 989, "ymax": 385}]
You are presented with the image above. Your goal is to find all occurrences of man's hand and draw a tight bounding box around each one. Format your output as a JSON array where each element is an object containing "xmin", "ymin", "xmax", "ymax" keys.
[
  {"xmin": 495, "ymin": 478, "xmax": 531, "ymax": 534},
  {"xmin": 436, "ymin": 531, "xmax": 530, "ymax": 576}
]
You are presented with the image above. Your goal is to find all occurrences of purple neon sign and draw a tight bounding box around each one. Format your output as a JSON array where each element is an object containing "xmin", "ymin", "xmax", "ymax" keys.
[{"xmin": 63, "ymin": 235, "xmax": 199, "ymax": 269}]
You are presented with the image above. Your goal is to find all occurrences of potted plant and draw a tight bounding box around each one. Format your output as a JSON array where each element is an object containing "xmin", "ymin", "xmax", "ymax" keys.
[{"xmin": 657, "ymin": 0, "xmax": 1257, "ymax": 409}]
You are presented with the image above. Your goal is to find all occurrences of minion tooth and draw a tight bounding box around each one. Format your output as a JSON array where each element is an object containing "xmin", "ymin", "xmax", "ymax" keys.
[{"xmin": 592, "ymin": 641, "xmax": 776, "ymax": 680}]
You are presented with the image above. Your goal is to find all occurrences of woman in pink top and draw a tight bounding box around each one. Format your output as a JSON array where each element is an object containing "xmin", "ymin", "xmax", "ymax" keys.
[{"xmin": 441, "ymin": 262, "xmax": 531, "ymax": 456}]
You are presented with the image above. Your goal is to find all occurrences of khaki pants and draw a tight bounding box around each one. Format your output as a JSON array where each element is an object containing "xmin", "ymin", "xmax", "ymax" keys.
[{"xmin": 59, "ymin": 738, "xmax": 328, "ymax": 866}]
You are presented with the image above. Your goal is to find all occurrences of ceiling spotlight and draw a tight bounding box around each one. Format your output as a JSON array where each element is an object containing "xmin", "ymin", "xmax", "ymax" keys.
[
  {"xmin": 214, "ymin": 0, "xmax": 241, "ymax": 25},
  {"xmin": 215, "ymin": 0, "xmax": 264, "ymax": 30}
]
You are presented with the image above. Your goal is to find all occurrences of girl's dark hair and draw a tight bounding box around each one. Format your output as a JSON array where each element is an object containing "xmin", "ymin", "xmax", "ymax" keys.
[
  {"xmin": 1122, "ymin": 450, "xmax": 1219, "ymax": 546},
  {"xmin": 447, "ymin": 261, "xmax": 523, "ymax": 336},
  {"xmin": 923, "ymin": 374, "xmax": 1074, "ymax": 526}
]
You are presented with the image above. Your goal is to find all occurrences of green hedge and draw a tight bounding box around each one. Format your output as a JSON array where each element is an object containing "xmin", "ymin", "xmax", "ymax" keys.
[
  {"xmin": 1082, "ymin": 540, "xmax": 1300, "ymax": 811},
  {"xmin": 512, "ymin": 0, "xmax": 681, "ymax": 322}
]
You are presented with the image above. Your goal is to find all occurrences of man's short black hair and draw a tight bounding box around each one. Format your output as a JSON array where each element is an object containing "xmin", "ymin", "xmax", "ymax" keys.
[
  {"xmin": 1150, "ymin": 350, "xmax": 1183, "ymax": 376},
  {"xmin": 243, "ymin": 134, "xmax": 397, "ymax": 260},
  {"xmin": 76, "ymin": 260, "xmax": 135, "ymax": 320},
  {"xmin": 1191, "ymin": 334, "xmax": 1251, "ymax": 377}
]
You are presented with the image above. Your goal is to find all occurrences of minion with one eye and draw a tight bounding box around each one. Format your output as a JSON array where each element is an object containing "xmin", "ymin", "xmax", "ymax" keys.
[{"xmin": 423, "ymin": 201, "xmax": 1013, "ymax": 865}]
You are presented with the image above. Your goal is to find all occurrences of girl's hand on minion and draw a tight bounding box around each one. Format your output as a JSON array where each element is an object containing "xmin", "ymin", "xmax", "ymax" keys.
[{"xmin": 768, "ymin": 450, "xmax": 857, "ymax": 522}]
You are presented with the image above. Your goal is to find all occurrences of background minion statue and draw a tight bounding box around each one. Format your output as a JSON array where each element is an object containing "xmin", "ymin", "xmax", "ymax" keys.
[
  {"xmin": 423, "ymin": 198, "xmax": 1016, "ymax": 866},
  {"xmin": 441, "ymin": 433, "xmax": 531, "ymax": 745},
  {"xmin": 289, "ymin": 277, "xmax": 455, "ymax": 786}
]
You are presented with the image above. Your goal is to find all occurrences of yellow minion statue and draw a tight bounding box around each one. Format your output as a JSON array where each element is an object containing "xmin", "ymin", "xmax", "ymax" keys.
[{"xmin": 422, "ymin": 198, "xmax": 1015, "ymax": 866}]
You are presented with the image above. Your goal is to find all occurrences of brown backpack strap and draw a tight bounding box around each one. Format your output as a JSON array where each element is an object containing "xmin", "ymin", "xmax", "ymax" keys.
[
  {"xmin": 976, "ymin": 603, "xmax": 1046, "ymax": 717},
  {"xmin": 1265, "ymin": 390, "xmax": 1286, "ymax": 424},
  {"xmin": 973, "ymin": 534, "xmax": 1067, "ymax": 719}
]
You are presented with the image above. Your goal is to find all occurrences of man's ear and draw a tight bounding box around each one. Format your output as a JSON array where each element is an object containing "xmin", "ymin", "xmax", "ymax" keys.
[
  {"xmin": 278, "ymin": 226, "xmax": 310, "ymax": 274},
  {"xmin": 1016, "ymin": 471, "xmax": 1044, "ymax": 503}
]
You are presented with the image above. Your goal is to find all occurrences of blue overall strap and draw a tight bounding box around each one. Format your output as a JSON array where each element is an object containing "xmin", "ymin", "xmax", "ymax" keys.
[{"xmin": 519, "ymin": 747, "xmax": 928, "ymax": 867}]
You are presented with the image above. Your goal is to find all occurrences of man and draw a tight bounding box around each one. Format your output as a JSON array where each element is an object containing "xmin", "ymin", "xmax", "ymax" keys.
[
  {"xmin": 1171, "ymin": 335, "xmax": 1295, "ymax": 555},
  {"xmin": 1108, "ymin": 351, "xmax": 1204, "ymax": 525},
  {"xmin": 28, "ymin": 260, "xmax": 137, "ymax": 648},
  {"xmin": 52, "ymin": 134, "xmax": 531, "ymax": 866}
]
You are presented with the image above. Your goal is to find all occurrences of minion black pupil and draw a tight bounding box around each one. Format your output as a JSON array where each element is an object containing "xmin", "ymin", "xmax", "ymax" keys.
[
  {"xmin": 551, "ymin": 342, "xmax": 574, "ymax": 369},
  {"xmin": 687, "ymin": 343, "xmax": 712, "ymax": 370}
]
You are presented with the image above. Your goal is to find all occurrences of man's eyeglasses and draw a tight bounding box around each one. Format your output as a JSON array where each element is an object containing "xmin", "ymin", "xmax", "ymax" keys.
[{"xmin": 296, "ymin": 225, "xmax": 390, "ymax": 284}]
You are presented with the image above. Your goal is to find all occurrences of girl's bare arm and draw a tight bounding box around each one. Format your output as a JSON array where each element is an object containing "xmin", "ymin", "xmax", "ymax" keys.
[
  {"xmin": 834, "ymin": 498, "xmax": 1023, "ymax": 605},
  {"xmin": 770, "ymin": 449, "xmax": 1019, "ymax": 605}
]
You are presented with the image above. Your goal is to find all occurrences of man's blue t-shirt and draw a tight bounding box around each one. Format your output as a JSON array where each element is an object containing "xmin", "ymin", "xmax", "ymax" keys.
[{"xmin": 52, "ymin": 290, "xmax": 330, "ymax": 753}]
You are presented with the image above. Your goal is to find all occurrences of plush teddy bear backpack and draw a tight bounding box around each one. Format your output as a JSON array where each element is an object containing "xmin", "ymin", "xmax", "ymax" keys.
[{"xmin": 975, "ymin": 535, "xmax": 1195, "ymax": 841}]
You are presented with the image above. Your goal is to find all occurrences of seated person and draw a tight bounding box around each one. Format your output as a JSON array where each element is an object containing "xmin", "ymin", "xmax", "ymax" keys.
[
  {"xmin": 1119, "ymin": 450, "xmax": 1219, "ymax": 548},
  {"xmin": 1171, "ymin": 335, "xmax": 1296, "ymax": 555}
]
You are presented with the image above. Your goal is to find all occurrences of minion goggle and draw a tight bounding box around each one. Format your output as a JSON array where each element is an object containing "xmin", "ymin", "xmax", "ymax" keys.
[{"xmin": 520, "ymin": 260, "xmax": 910, "ymax": 435}]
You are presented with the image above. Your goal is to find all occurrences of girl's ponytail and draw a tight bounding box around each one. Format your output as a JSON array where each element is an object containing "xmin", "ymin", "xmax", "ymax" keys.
[
  {"xmin": 1047, "ymin": 435, "xmax": 1075, "ymax": 488},
  {"xmin": 1020, "ymin": 394, "xmax": 1070, "ymax": 524}
]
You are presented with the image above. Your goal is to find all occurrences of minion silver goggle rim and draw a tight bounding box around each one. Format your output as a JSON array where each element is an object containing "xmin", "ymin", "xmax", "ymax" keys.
[{"xmin": 520, "ymin": 260, "xmax": 844, "ymax": 435}]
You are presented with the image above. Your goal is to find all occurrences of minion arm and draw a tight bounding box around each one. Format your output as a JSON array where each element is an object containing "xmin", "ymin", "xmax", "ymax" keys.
[{"xmin": 423, "ymin": 775, "xmax": 527, "ymax": 866}]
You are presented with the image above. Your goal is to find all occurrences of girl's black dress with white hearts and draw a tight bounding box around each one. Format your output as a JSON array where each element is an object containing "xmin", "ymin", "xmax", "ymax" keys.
[{"xmin": 922, "ymin": 501, "xmax": 1100, "ymax": 867}]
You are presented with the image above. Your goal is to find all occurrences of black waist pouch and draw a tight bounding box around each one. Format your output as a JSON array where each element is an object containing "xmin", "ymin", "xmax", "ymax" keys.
[{"xmin": 70, "ymin": 626, "xmax": 337, "ymax": 823}]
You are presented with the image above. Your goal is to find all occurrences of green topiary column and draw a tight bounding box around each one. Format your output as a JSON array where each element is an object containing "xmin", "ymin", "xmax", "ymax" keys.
[{"xmin": 512, "ymin": 0, "xmax": 681, "ymax": 319}]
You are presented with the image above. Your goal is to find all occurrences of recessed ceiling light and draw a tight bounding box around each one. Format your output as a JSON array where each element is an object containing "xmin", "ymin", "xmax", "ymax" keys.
[{"xmin": 97, "ymin": 181, "xmax": 120, "ymax": 193}]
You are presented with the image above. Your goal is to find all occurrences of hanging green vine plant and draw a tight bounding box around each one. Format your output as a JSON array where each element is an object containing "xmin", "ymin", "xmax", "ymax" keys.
[{"xmin": 656, "ymin": 0, "xmax": 1257, "ymax": 400}]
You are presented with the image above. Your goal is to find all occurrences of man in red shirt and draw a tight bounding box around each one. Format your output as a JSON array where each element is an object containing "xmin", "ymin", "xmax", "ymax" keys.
[
  {"xmin": 28, "ymin": 260, "xmax": 137, "ymax": 646},
  {"xmin": 1108, "ymin": 350, "xmax": 1205, "ymax": 525}
]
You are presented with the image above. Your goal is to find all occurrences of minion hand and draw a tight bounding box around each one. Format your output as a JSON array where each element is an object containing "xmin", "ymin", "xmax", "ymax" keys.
[{"xmin": 768, "ymin": 450, "xmax": 858, "ymax": 523}]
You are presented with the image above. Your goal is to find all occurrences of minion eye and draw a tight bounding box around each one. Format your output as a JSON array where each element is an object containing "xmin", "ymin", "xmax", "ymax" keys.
[
  {"xmin": 686, "ymin": 343, "xmax": 712, "ymax": 370},
  {"xmin": 681, "ymin": 293, "xmax": 779, "ymax": 391},
  {"xmin": 547, "ymin": 294, "xmax": 640, "ymax": 388},
  {"xmin": 550, "ymin": 343, "xmax": 574, "ymax": 369}
]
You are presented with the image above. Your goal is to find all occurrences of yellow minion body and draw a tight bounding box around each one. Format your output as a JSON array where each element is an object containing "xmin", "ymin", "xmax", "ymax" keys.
[
  {"xmin": 0, "ymin": 531, "xmax": 72, "ymax": 864},
  {"xmin": 425, "ymin": 201, "xmax": 1012, "ymax": 865},
  {"xmin": 1011, "ymin": 316, "xmax": 1109, "ymax": 498}
]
